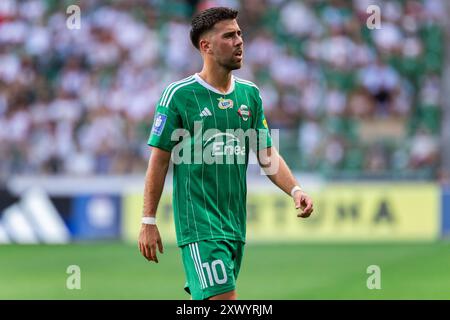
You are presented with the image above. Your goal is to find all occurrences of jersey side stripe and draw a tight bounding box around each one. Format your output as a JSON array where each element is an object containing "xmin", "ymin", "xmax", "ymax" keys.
[
  {"xmin": 160, "ymin": 76, "xmax": 193, "ymax": 106},
  {"xmin": 163, "ymin": 79, "xmax": 197, "ymax": 107}
]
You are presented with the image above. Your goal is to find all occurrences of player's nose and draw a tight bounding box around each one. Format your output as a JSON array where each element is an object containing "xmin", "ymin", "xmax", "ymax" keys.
[{"xmin": 235, "ymin": 36, "xmax": 243, "ymax": 47}]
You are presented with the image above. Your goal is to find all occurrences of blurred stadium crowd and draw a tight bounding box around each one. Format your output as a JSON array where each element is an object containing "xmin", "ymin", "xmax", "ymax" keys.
[{"xmin": 0, "ymin": 0, "xmax": 446, "ymax": 180}]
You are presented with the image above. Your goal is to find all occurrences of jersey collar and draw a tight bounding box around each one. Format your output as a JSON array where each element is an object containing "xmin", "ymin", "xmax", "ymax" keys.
[{"xmin": 193, "ymin": 73, "xmax": 235, "ymax": 95}]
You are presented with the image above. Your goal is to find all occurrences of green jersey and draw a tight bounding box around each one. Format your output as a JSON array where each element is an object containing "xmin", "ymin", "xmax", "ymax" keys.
[{"xmin": 148, "ymin": 74, "xmax": 272, "ymax": 246}]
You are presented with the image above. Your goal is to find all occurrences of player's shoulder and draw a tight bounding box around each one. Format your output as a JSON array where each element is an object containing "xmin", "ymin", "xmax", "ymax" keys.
[
  {"xmin": 159, "ymin": 75, "xmax": 197, "ymax": 107},
  {"xmin": 234, "ymin": 76, "xmax": 260, "ymax": 93}
]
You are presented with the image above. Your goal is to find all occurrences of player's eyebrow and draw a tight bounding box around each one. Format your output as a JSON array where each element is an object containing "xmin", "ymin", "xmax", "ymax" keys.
[{"xmin": 222, "ymin": 29, "xmax": 242, "ymax": 37}]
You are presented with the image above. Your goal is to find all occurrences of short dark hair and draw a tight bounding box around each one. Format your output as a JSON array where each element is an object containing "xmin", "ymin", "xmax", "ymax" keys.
[{"xmin": 190, "ymin": 7, "xmax": 238, "ymax": 50}]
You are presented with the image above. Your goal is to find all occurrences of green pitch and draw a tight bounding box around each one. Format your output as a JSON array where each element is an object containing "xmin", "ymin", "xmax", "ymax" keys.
[{"xmin": 1, "ymin": 242, "xmax": 449, "ymax": 299}]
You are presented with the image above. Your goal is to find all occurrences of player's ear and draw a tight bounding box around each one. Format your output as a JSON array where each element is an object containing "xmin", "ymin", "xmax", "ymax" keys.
[{"xmin": 199, "ymin": 36, "xmax": 212, "ymax": 54}]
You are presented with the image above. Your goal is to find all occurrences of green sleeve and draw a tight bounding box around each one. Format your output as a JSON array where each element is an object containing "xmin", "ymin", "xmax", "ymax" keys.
[
  {"xmin": 253, "ymin": 88, "xmax": 272, "ymax": 151},
  {"xmin": 147, "ymin": 99, "xmax": 182, "ymax": 152}
]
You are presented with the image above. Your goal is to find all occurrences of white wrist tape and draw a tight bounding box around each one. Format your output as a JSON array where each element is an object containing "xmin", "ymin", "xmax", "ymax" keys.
[
  {"xmin": 290, "ymin": 186, "xmax": 303, "ymax": 198},
  {"xmin": 142, "ymin": 217, "xmax": 157, "ymax": 225}
]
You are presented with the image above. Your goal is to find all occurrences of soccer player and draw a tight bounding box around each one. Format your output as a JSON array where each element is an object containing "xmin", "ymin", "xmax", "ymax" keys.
[{"xmin": 138, "ymin": 7, "xmax": 314, "ymax": 300}]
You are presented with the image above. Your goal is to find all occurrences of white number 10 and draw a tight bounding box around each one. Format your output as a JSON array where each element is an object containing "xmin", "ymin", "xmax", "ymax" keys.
[{"xmin": 202, "ymin": 259, "xmax": 227, "ymax": 286}]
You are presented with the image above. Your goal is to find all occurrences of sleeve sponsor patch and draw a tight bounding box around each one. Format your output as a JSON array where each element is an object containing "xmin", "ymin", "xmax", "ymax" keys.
[{"xmin": 151, "ymin": 113, "xmax": 167, "ymax": 136}]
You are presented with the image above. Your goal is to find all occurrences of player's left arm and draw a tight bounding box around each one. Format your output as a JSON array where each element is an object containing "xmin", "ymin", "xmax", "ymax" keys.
[
  {"xmin": 257, "ymin": 146, "xmax": 313, "ymax": 218},
  {"xmin": 251, "ymin": 86, "xmax": 313, "ymax": 218}
]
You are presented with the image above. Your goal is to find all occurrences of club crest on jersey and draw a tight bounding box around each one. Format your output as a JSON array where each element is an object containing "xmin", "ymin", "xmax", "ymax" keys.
[
  {"xmin": 237, "ymin": 105, "xmax": 251, "ymax": 121},
  {"xmin": 217, "ymin": 97, "xmax": 233, "ymax": 110}
]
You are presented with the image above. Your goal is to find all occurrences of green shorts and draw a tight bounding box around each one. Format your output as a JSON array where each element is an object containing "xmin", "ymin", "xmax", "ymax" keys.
[{"xmin": 180, "ymin": 239, "xmax": 245, "ymax": 300}]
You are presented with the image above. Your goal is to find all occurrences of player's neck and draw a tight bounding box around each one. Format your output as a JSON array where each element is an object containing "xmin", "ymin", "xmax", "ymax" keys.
[{"xmin": 198, "ymin": 65, "xmax": 233, "ymax": 94}]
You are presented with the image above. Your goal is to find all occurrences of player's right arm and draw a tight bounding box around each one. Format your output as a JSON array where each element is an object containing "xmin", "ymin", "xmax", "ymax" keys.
[
  {"xmin": 138, "ymin": 147, "xmax": 170, "ymax": 263},
  {"xmin": 138, "ymin": 84, "xmax": 183, "ymax": 263}
]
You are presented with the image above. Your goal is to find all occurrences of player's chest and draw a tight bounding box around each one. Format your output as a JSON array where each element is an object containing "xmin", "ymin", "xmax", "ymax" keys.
[{"xmin": 184, "ymin": 95, "xmax": 254, "ymax": 132}]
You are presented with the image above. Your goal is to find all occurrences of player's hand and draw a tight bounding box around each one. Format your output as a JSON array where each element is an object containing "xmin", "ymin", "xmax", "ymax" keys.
[
  {"xmin": 138, "ymin": 224, "xmax": 164, "ymax": 263},
  {"xmin": 293, "ymin": 190, "xmax": 314, "ymax": 218}
]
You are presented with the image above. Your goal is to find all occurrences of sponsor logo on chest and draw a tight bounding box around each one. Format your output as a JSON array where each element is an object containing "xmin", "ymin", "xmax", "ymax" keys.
[{"xmin": 204, "ymin": 132, "xmax": 246, "ymax": 156}]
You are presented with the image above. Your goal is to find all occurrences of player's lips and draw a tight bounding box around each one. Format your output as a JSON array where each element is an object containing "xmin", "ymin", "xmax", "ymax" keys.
[{"xmin": 234, "ymin": 50, "xmax": 243, "ymax": 60}]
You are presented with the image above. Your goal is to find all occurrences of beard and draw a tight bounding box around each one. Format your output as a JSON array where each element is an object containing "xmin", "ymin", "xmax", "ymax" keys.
[{"xmin": 217, "ymin": 55, "xmax": 243, "ymax": 71}]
